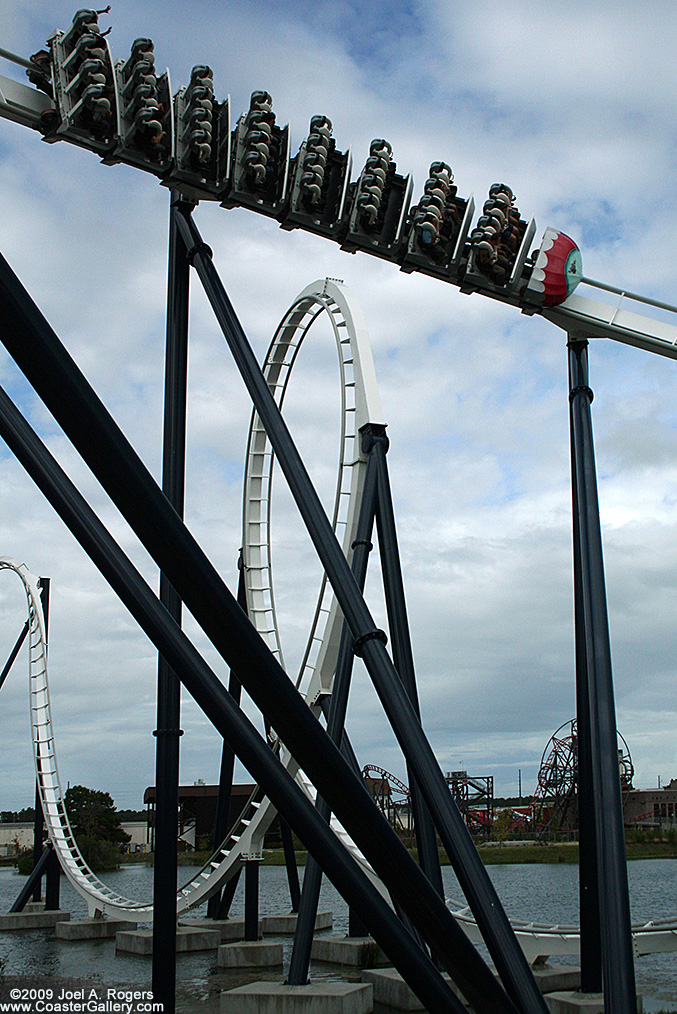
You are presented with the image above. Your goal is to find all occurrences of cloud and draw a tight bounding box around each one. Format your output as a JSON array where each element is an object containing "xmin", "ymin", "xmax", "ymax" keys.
[{"xmin": 0, "ymin": 0, "xmax": 675, "ymax": 823}]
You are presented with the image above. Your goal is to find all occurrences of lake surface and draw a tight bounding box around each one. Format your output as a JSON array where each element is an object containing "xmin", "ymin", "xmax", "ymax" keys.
[{"xmin": 0, "ymin": 859, "xmax": 674, "ymax": 1011}]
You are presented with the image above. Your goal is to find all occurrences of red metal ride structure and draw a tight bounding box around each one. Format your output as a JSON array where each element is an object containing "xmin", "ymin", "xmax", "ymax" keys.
[{"xmin": 531, "ymin": 719, "xmax": 633, "ymax": 839}]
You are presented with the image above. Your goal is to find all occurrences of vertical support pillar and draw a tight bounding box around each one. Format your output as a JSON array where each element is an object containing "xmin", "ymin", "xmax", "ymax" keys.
[
  {"xmin": 370, "ymin": 429, "xmax": 444, "ymax": 900},
  {"xmin": 152, "ymin": 193, "xmax": 191, "ymax": 1014},
  {"xmin": 44, "ymin": 848, "xmax": 61, "ymax": 910},
  {"xmin": 31, "ymin": 783, "xmax": 44, "ymax": 903},
  {"xmin": 287, "ymin": 443, "xmax": 379, "ymax": 985},
  {"xmin": 207, "ymin": 556, "xmax": 245, "ymax": 920},
  {"xmin": 244, "ymin": 860, "xmax": 259, "ymax": 940},
  {"xmin": 31, "ymin": 577, "xmax": 50, "ymax": 903},
  {"xmin": 569, "ymin": 346, "xmax": 603, "ymax": 993},
  {"xmin": 38, "ymin": 577, "xmax": 60, "ymax": 910},
  {"xmin": 568, "ymin": 338, "xmax": 637, "ymax": 1012}
]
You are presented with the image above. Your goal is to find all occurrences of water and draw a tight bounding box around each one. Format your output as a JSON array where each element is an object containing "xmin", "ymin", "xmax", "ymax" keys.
[{"xmin": 0, "ymin": 860, "xmax": 675, "ymax": 1011}]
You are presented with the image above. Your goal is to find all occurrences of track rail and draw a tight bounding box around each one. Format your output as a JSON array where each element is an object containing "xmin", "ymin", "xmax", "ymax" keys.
[
  {"xmin": 448, "ymin": 898, "xmax": 677, "ymax": 962},
  {"xmin": 0, "ymin": 279, "xmax": 388, "ymax": 920},
  {"xmin": 0, "ymin": 556, "xmax": 387, "ymax": 918}
]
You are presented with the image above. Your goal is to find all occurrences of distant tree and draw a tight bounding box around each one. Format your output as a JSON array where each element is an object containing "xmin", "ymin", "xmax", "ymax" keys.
[
  {"xmin": 493, "ymin": 808, "xmax": 514, "ymax": 844},
  {"xmin": 64, "ymin": 785, "xmax": 130, "ymax": 871}
]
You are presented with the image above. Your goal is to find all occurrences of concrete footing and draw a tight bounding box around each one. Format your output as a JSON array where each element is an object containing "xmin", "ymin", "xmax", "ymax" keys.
[
  {"xmin": 361, "ymin": 963, "xmax": 586, "ymax": 1010},
  {"xmin": 361, "ymin": 968, "xmax": 462, "ymax": 1011},
  {"xmin": 0, "ymin": 911, "xmax": 70, "ymax": 931},
  {"xmin": 56, "ymin": 918, "xmax": 137, "ymax": 940},
  {"xmin": 311, "ymin": 935, "xmax": 387, "ymax": 967},
  {"xmin": 545, "ymin": 992, "xmax": 643, "ymax": 1013},
  {"xmin": 261, "ymin": 910, "xmax": 332, "ymax": 935},
  {"xmin": 178, "ymin": 916, "xmax": 260, "ymax": 942},
  {"xmin": 115, "ymin": 925, "xmax": 220, "ymax": 954},
  {"xmin": 220, "ymin": 981, "xmax": 373, "ymax": 1014},
  {"xmin": 531, "ymin": 966, "xmax": 581, "ymax": 994},
  {"xmin": 217, "ymin": 940, "xmax": 283, "ymax": 968}
]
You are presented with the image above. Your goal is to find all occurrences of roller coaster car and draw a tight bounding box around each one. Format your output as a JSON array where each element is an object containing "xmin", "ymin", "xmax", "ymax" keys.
[
  {"xmin": 282, "ymin": 115, "xmax": 352, "ymax": 239},
  {"xmin": 103, "ymin": 41, "xmax": 174, "ymax": 177},
  {"xmin": 222, "ymin": 90, "xmax": 290, "ymax": 216},
  {"xmin": 341, "ymin": 139, "xmax": 413, "ymax": 260},
  {"xmin": 461, "ymin": 212, "xmax": 536, "ymax": 300},
  {"xmin": 166, "ymin": 71, "xmax": 231, "ymax": 201},
  {"xmin": 400, "ymin": 162, "xmax": 475, "ymax": 281},
  {"xmin": 521, "ymin": 227, "xmax": 582, "ymax": 308},
  {"xmin": 48, "ymin": 10, "xmax": 118, "ymax": 153}
]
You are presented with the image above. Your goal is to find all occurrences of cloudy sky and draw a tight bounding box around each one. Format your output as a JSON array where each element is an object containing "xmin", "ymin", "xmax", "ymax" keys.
[{"xmin": 0, "ymin": 0, "xmax": 676, "ymax": 817}]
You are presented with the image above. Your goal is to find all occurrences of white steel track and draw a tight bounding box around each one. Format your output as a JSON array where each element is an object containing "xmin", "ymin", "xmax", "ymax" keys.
[
  {"xmin": 448, "ymin": 898, "xmax": 677, "ymax": 963},
  {"xmin": 242, "ymin": 277, "xmax": 383, "ymax": 698},
  {"xmin": 543, "ymin": 277, "xmax": 677, "ymax": 359},
  {"xmin": 238, "ymin": 276, "xmax": 387, "ymax": 893},
  {"xmin": 0, "ymin": 278, "xmax": 390, "ymax": 920}
]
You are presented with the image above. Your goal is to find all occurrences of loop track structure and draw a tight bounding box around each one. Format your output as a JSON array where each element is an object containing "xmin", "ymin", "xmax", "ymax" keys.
[{"xmin": 0, "ymin": 278, "xmax": 388, "ymax": 919}]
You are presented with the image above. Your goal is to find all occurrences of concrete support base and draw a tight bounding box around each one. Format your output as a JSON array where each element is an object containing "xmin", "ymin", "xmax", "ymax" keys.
[
  {"xmin": 311, "ymin": 935, "xmax": 387, "ymax": 968},
  {"xmin": 261, "ymin": 910, "xmax": 332, "ymax": 935},
  {"xmin": 56, "ymin": 918, "xmax": 137, "ymax": 940},
  {"xmin": 115, "ymin": 926, "xmax": 220, "ymax": 955},
  {"xmin": 0, "ymin": 911, "xmax": 70, "ymax": 931},
  {"xmin": 545, "ymin": 992, "xmax": 643, "ymax": 1013},
  {"xmin": 178, "ymin": 916, "xmax": 260, "ymax": 942},
  {"xmin": 531, "ymin": 966, "xmax": 581, "ymax": 994},
  {"xmin": 361, "ymin": 968, "xmax": 462, "ymax": 1011},
  {"xmin": 220, "ymin": 981, "xmax": 373, "ymax": 1014},
  {"xmin": 217, "ymin": 940, "xmax": 283, "ymax": 968}
]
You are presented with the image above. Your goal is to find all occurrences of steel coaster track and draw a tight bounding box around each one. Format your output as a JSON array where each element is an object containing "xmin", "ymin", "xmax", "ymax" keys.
[
  {"xmin": 237, "ymin": 276, "xmax": 387, "ymax": 894},
  {"xmin": 0, "ymin": 557, "xmax": 385, "ymax": 919},
  {"xmin": 6, "ymin": 552, "xmax": 677, "ymax": 953},
  {"xmin": 0, "ymin": 279, "xmax": 389, "ymax": 920},
  {"xmin": 447, "ymin": 898, "xmax": 677, "ymax": 963},
  {"xmin": 243, "ymin": 278, "xmax": 383, "ymax": 697}
]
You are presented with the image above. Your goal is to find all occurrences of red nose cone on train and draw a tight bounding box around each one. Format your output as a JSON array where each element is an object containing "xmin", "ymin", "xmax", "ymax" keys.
[{"xmin": 524, "ymin": 228, "xmax": 582, "ymax": 307}]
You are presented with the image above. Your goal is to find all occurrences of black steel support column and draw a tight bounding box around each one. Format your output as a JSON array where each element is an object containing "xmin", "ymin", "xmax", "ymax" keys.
[
  {"xmin": 568, "ymin": 338, "xmax": 637, "ymax": 1012},
  {"xmin": 207, "ymin": 557, "xmax": 245, "ymax": 920},
  {"xmin": 152, "ymin": 193, "xmax": 191, "ymax": 1013},
  {"xmin": 244, "ymin": 860, "xmax": 260, "ymax": 940},
  {"xmin": 569, "ymin": 344, "xmax": 603, "ymax": 993},
  {"xmin": 0, "ymin": 387, "xmax": 503, "ymax": 1014},
  {"xmin": 30, "ymin": 578, "xmax": 51, "ymax": 904},
  {"xmin": 173, "ymin": 209, "xmax": 547, "ymax": 1014},
  {"xmin": 370, "ymin": 428, "xmax": 444, "ymax": 899},
  {"xmin": 0, "ymin": 250, "xmax": 530, "ymax": 1014},
  {"xmin": 287, "ymin": 440, "xmax": 379, "ymax": 986},
  {"xmin": 38, "ymin": 578, "xmax": 60, "ymax": 910},
  {"xmin": 44, "ymin": 848, "xmax": 61, "ymax": 911},
  {"xmin": 31, "ymin": 783, "xmax": 44, "ymax": 904}
]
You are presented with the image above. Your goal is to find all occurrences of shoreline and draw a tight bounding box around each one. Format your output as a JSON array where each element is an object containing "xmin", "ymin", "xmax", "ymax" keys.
[{"xmin": 3, "ymin": 839, "xmax": 676, "ymax": 871}]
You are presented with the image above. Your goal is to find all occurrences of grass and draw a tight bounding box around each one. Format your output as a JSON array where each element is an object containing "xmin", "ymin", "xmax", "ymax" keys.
[{"xmin": 6, "ymin": 838, "xmax": 677, "ymax": 870}]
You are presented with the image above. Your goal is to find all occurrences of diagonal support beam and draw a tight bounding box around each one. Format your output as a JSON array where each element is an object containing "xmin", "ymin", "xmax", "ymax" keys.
[
  {"xmin": 0, "ymin": 255, "xmax": 520, "ymax": 1014},
  {"xmin": 0, "ymin": 380, "xmax": 475, "ymax": 1014},
  {"xmin": 174, "ymin": 208, "xmax": 547, "ymax": 1012}
]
